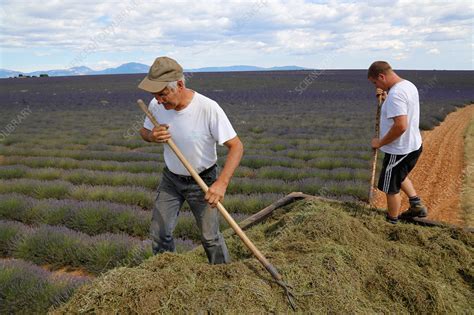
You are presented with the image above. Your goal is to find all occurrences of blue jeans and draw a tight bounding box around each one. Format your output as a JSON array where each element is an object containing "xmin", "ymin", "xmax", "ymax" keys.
[{"xmin": 150, "ymin": 166, "xmax": 230, "ymax": 264}]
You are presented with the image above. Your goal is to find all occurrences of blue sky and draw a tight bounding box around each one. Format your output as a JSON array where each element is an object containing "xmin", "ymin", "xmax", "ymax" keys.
[{"xmin": 0, "ymin": 0, "xmax": 472, "ymax": 72}]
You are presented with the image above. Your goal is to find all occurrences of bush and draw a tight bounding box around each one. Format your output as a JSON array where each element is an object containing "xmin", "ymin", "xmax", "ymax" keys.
[
  {"xmin": 0, "ymin": 259, "xmax": 90, "ymax": 314},
  {"xmin": 84, "ymin": 233, "xmax": 149, "ymax": 274},
  {"xmin": 0, "ymin": 197, "xmax": 30, "ymax": 221},
  {"xmin": 1, "ymin": 220, "xmax": 152, "ymax": 275},
  {"xmin": 70, "ymin": 185, "xmax": 155, "ymax": 209},
  {"xmin": 13, "ymin": 225, "xmax": 83, "ymax": 268},
  {"xmin": 1, "ymin": 156, "xmax": 163, "ymax": 174},
  {"xmin": 0, "ymin": 179, "xmax": 71, "ymax": 199},
  {"xmin": 0, "ymin": 221, "xmax": 28, "ymax": 256},
  {"xmin": 0, "ymin": 166, "xmax": 27, "ymax": 179},
  {"xmin": 63, "ymin": 169, "xmax": 159, "ymax": 189},
  {"xmin": 0, "ymin": 195, "xmax": 151, "ymax": 238},
  {"xmin": 223, "ymin": 193, "xmax": 285, "ymax": 214},
  {"xmin": 29, "ymin": 167, "xmax": 62, "ymax": 180}
]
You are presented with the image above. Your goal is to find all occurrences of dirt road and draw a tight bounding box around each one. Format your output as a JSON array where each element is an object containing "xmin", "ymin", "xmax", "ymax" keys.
[{"xmin": 373, "ymin": 104, "xmax": 474, "ymax": 226}]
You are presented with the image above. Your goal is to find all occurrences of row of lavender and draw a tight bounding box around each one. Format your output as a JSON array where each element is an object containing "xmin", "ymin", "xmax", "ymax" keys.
[
  {"xmin": 0, "ymin": 220, "xmax": 153, "ymax": 274},
  {"xmin": 0, "ymin": 194, "xmax": 248, "ymax": 240},
  {"xmin": 0, "ymin": 258, "xmax": 90, "ymax": 314},
  {"xmin": 0, "ymin": 169, "xmax": 369, "ymax": 207}
]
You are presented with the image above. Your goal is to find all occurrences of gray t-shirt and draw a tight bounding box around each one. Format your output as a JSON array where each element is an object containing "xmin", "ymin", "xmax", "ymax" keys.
[
  {"xmin": 144, "ymin": 92, "xmax": 237, "ymax": 175},
  {"xmin": 379, "ymin": 80, "xmax": 422, "ymax": 155}
]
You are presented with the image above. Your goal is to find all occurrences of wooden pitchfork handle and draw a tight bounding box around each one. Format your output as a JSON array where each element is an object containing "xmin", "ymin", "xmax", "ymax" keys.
[
  {"xmin": 136, "ymin": 99, "xmax": 296, "ymax": 309},
  {"xmin": 368, "ymin": 94, "xmax": 383, "ymax": 205}
]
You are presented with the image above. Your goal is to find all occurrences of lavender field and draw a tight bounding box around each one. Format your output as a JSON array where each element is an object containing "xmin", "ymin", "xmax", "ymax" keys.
[{"xmin": 0, "ymin": 70, "xmax": 473, "ymax": 312}]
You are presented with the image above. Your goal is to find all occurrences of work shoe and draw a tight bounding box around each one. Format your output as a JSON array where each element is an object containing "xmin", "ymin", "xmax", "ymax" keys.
[
  {"xmin": 399, "ymin": 202, "xmax": 428, "ymax": 219},
  {"xmin": 386, "ymin": 213, "xmax": 399, "ymax": 224}
]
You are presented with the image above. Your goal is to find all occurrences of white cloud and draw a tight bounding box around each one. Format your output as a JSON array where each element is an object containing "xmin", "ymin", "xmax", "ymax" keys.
[
  {"xmin": 0, "ymin": 0, "xmax": 472, "ymax": 70},
  {"xmin": 393, "ymin": 52, "xmax": 408, "ymax": 60},
  {"xmin": 90, "ymin": 60, "xmax": 123, "ymax": 70},
  {"xmin": 427, "ymin": 48, "xmax": 441, "ymax": 55},
  {"xmin": 33, "ymin": 51, "xmax": 53, "ymax": 57},
  {"xmin": 275, "ymin": 29, "xmax": 336, "ymax": 53}
]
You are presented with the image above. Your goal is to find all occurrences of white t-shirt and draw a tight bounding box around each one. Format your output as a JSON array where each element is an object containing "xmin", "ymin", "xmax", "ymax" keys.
[
  {"xmin": 379, "ymin": 80, "xmax": 422, "ymax": 155},
  {"xmin": 143, "ymin": 91, "xmax": 237, "ymax": 175}
]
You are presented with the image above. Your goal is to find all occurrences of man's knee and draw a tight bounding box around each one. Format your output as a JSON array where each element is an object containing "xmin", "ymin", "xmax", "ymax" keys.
[
  {"xmin": 386, "ymin": 192, "xmax": 400, "ymax": 198},
  {"xmin": 150, "ymin": 219, "xmax": 173, "ymax": 240},
  {"xmin": 201, "ymin": 231, "xmax": 221, "ymax": 246}
]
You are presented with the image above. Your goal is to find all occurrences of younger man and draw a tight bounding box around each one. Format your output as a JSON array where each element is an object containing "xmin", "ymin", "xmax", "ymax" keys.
[{"xmin": 368, "ymin": 61, "xmax": 428, "ymax": 224}]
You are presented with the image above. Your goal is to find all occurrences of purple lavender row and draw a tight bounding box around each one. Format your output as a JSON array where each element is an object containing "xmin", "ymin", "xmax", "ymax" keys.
[
  {"xmin": 8, "ymin": 142, "xmax": 162, "ymax": 154},
  {"xmin": 1, "ymin": 257, "xmax": 92, "ymax": 283},
  {"xmin": 0, "ymin": 258, "xmax": 91, "ymax": 314},
  {"xmin": 251, "ymin": 165, "xmax": 370, "ymax": 181},
  {"xmin": 227, "ymin": 177, "xmax": 369, "ymax": 199},
  {"xmin": 0, "ymin": 193, "xmax": 150, "ymax": 237},
  {"xmin": 1, "ymin": 164, "xmax": 370, "ymax": 191},
  {"xmin": 0, "ymin": 175, "xmax": 369, "ymax": 210},
  {"xmin": 0, "ymin": 193, "xmax": 249, "ymax": 241},
  {"xmin": 0, "ymin": 178, "xmax": 156, "ymax": 209},
  {"xmin": 0, "ymin": 146, "xmax": 164, "ymax": 162},
  {"xmin": 242, "ymin": 148, "xmax": 372, "ymax": 161},
  {"xmin": 239, "ymin": 154, "xmax": 369, "ymax": 169},
  {"xmin": 0, "ymin": 219, "xmax": 152, "ymax": 275},
  {"xmin": 1, "ymin": 155, "xmax": 164, "ymax": 173},
  {"xmin": 241, "ymin": 140, "xmax": 369, "ymax": 152},
  {"xmin": 0, "ymin": 165, "xmax": 160, "ymax": 189}
]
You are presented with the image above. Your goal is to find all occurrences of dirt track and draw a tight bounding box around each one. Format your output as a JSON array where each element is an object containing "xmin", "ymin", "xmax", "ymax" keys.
[{"xmin": 373, "ymin": 104, "xmax": 474, "ymax": 226}]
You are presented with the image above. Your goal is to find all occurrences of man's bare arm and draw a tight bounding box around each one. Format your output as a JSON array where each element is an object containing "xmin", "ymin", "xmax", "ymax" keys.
[
  {"xmin": 205, "ymin": 136, "xmax": 244, "ymax": 207},
  {"xmin": 371, "ymin": 115, "xmax": 407, "ymax": 149}
]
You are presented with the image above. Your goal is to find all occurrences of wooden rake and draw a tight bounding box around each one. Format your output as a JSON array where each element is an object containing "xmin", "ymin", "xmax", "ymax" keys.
[
  {"xmin": 368, "ymin": 94, "xmax": 383, "ymax": 205},
  {"xmin": 136, "ymin": 99, "xmax": 296, "ymax": 310}
]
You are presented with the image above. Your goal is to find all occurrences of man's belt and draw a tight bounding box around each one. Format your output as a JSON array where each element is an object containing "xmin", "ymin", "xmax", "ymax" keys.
[{"xmin": 168, "ymin": 164, "xmax": 217, "ymax": 182}]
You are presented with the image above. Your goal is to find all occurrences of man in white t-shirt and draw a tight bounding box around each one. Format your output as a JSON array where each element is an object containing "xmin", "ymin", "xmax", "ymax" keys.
[
  {"xmin": 368, "ymin": 61, "xmax": 428, "ymax": 224},
  {"xmin": 138, "ymin": 57, "xmax": 243, "ymax": 264}
]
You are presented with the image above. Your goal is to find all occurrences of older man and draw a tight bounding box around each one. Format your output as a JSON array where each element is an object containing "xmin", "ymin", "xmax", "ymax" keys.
[
  {"xmin": 139, "ymin": 56, "xmax": 243, "ymax": 264},
  {"xmin": 368, "ymin": 61, "xmax": 428, "ymax": 224}
]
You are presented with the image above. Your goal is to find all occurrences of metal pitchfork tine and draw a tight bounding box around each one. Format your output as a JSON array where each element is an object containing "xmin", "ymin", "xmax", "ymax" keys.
[{"xmin": 136, "ymin": 99, "xmax": 297, "ymax": 310}]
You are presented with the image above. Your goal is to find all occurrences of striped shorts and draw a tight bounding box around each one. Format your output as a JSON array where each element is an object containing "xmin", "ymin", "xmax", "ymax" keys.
[{"xmin": 378, "ymin": 146, "xmax": 422, "ymax": 194}]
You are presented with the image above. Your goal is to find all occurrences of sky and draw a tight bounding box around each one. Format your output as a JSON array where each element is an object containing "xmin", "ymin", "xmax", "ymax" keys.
[{"xmin": 0, "ymin": 0, "xmax": 472, "ymax": 72}]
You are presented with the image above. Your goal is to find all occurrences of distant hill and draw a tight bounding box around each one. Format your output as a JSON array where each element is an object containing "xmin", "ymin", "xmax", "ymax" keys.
[
  {"xmin": 0, "ymin": 63, "xmax": 308, "ymax": 78},
  {"xmin": 185, "ymin": 65, "xmax": 307, "ymax": 72},
  {"xmin": 98, "ymin": 62, "xmax": 150, "ymax": 75},
  {"xmin": 0, "ymin": 63, "xmax": 148, "ymax": 78},
  {"xmin": 0, "ymin": 69, "xmax": 23, "ymax": 78}
]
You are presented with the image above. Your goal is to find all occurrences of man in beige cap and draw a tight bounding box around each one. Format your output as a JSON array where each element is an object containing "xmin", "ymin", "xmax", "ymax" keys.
[{"xmin": 139, "ymin": 56, "xmax": 243, "ymax": 264}]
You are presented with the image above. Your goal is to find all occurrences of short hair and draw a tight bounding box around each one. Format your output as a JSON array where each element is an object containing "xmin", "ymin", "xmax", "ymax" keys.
[
  {"xmin": 166, "ymin": 76, "xmax": 186, "ymax": 91},
  {"xmin": 367, "ymin": 61, "xmax": 392, "ymax": 78}
]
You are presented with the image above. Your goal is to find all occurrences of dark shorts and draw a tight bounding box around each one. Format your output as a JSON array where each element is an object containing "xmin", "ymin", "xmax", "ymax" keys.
[{"xmin": 378, "ymin": 146, "xmax": 422, "ymax": 194}]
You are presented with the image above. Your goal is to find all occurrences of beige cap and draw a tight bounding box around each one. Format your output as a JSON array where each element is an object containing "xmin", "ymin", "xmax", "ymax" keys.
[{"xmin": 138, "ymin": 57, "xmax": 184, "ymax": 93}]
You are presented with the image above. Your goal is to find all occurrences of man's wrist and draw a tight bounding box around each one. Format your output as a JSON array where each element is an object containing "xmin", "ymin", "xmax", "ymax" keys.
[
  {"xmin": 378, "ymin": 138, "xmax": 386, "ymax": 148},
  {"xmin": 216, "ymin": 176, "xmax": 230, "ymax": 186}
]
